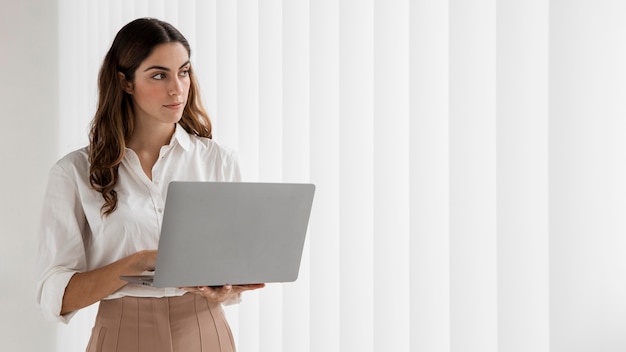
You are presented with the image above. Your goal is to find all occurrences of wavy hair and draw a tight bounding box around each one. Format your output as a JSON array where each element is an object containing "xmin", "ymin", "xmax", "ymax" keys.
[{"xmin": 89, "ymin": 18, "xmax": 212, "ymax": 216}]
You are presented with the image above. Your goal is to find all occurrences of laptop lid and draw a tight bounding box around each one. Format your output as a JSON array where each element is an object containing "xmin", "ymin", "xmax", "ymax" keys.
[{"xmin": 150, "ymin": 181, "xmax": 315, "ymax": 288}]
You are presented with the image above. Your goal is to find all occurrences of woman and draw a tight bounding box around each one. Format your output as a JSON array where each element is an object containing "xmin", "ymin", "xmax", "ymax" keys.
[{"xmin": 36, "ymin": 18, "xmax": 263, "ymax": 351}]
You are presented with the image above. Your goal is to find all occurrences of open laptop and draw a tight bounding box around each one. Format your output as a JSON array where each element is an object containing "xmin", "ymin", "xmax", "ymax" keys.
[{"xmin": 121, "ymin": 181, "xmax": 315, "ymax": 288}]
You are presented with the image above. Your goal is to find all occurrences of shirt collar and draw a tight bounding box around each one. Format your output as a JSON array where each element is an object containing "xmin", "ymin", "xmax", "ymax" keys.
[{"xmin": 171, "ymin": 123, "xmax": 191, "ymax": 151}]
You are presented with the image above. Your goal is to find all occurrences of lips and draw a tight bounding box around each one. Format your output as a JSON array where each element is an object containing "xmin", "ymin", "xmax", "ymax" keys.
[{"xmin": 164, "ymin": 102, "xmax": 184, "ymax": 109}]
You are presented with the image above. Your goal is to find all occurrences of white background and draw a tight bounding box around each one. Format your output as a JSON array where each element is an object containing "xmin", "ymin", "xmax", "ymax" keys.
[{"xmin": 1, "ymin": 0, "xmax": 626, "ymax": 351}]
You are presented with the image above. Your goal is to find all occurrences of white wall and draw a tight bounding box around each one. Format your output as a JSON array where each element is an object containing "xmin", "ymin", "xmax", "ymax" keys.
[
  {"xmin": 550, "ymin": 1, "xmax": 626, "ymax": 351},
  {"xmin": 497, "ymin": 1, "xmax": 550, "ymax": 351},
  {"xmin": 3, "ymin": 1, "xmax": 626, "ymax": 351},
  {"xmin": 0, "ymin": 0, "xmax": 59, "ymax": 349}
]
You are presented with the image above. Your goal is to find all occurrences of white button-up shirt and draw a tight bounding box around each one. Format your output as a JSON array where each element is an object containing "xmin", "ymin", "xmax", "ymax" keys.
[{"xmin": 36, "ymin": 124, "xmax": 241, "ymax": 323}]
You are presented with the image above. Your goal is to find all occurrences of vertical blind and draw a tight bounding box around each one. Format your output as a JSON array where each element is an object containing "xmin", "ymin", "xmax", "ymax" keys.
[
  {"xmin": 54, "ymin": 1, "xmax": 626, "ymax": 352},
  {"xmin": 56, "ymin": 1, "xmax": 544, "ymax": 351}
]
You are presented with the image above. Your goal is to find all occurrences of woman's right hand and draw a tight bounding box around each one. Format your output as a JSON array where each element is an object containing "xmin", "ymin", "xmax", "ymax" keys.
[
  {"xmin": 61, "ymin": 249, "xmax": 158, "ymax": 315},
  {"xmin": 129, "ymin": 249, "xmax": 158, "ymax": 274}
]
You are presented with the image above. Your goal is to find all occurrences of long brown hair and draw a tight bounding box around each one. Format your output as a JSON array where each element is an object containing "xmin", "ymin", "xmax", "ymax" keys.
[{"xmin": 89, "ymin": 18, "xmax": 212, "ymax": 216}]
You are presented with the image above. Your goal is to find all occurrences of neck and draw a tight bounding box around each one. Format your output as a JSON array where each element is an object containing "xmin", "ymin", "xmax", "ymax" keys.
[{"xmin": 127, "ymin": 122, "xmax": 176, "ymax": 154}]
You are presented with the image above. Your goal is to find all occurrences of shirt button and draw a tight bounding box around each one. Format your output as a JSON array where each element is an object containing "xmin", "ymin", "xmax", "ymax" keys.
[{"xmin": 157, "ymin": 208, "xmax": 163, "ymax": 213}]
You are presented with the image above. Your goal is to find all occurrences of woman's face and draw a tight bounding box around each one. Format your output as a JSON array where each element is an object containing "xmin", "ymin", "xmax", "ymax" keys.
[{"xmin": 124, "ymin": 42, "xmax": 191, "ymax": 126}]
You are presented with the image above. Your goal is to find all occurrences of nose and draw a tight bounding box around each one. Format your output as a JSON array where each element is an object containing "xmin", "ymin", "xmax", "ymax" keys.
[{"xmin": 169, "ymin": 76, "xmax": 184, "ymax": 96}]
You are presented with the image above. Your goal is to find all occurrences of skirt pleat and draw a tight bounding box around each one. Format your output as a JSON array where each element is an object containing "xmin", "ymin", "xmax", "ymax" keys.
[{"xmin": 86, "ymin": 294, "xmax": 235, "ymax": 352}]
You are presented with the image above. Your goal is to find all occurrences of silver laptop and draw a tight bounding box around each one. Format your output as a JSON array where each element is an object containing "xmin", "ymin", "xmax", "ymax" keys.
[{"xmin": 121, "ymin": 181, "xmax": 315, "ymax": 288}]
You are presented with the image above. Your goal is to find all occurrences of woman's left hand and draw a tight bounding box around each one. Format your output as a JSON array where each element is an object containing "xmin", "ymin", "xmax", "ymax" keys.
[{"xmin": 182, "ymin": 284, "xmax": 265, "ymax": 303}]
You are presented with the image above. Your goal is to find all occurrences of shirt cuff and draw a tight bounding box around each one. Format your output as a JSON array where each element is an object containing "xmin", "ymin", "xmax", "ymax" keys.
[
  {"xmin": 222, "ymin": 292, "xmax": 241, "ymax": 306},
  {"xmin": 38, "ymin": 269, "xmax": 78, "ymax": 324}
]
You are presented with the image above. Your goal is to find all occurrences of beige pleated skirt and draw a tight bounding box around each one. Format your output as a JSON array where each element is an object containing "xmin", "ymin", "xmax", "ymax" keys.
[{"xmin": 86, "ymin": 293, "xmax": 235, "ymax": 352}]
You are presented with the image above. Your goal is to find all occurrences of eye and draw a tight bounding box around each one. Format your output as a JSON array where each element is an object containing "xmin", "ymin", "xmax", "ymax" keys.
[
  {"xmin": 152, "ymin": 73, "xmax": 166, "ymax": 80},
  {"xmin": 179, "ymin": 69, "xmax": 190, "ymax": 77}
]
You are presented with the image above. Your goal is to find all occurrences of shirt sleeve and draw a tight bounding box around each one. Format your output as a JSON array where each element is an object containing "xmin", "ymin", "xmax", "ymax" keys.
[
  {"xmin": 36, "ymin": 163, "xmax": 89, "ymax": 323},
  {"xmin": 225, "ymin": 149, "xmax": 242, "ymax": 182}
]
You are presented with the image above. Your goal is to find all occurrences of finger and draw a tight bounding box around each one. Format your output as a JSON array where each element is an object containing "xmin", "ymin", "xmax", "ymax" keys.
[
  {"xmin": 234, "ymin": 283, "xmax": 265, "ymax": 290},
  {"xmin": 184, "ymin": 287, "xmax": 216, "ymax": 301},
  {"xmin": 202, "ymin": 285, "xmax": 229, "ymax": 296},
  {"xmin": 231, "ymin": 283, "xmax": 265, "ymax": 293},
  {"xmin": 180, "ymin": 287, "xmax": 200, "ymax": 294},
  {"xmin": 212, "ymin": 285, "xmax": 232, "ymax": 296}
]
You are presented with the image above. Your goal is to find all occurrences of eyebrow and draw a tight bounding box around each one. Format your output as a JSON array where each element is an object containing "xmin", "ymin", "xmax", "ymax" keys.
[{"xmin": 143, "ymin": 60, "xmax": 191, "ymax": 72}]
